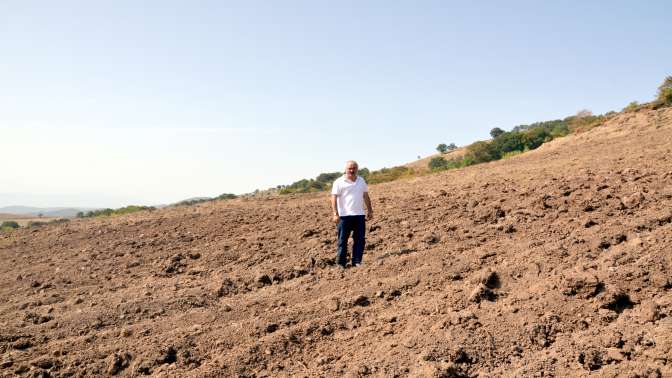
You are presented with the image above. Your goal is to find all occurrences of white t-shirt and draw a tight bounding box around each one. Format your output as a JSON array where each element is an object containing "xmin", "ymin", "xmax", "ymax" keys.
[{"xmin": 331, "ymin": 175, "xmax": 369, "ymax": 216}]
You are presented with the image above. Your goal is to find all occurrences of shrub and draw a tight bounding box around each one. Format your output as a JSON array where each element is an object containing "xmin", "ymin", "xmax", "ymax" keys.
[
  {"xmin": 279, "ymin": 176, "xmax": 332, "ymax": 194},
  {"xmin": 568, "ymin": 114, "xmax": 605, "ymax": 133},
  {"xmin": 279, "ymin": 166, "xmax": 411, "ymax": 194},
  {"xmin": 82, "ymin": 206, "xmax": 154, "ymax": 217},
  {"xmin": 465, "ymin": 141, "xmax": 499, "ymax": 164},
  {"xmin": 217, "ymin": 193, "xmax": 237, "ymax": 200},
  {"xmin": 657, "ymin": 76, "xmax": 672, "ymax": 105},
  {"xmin": 623, "ymin": 101, "xmax": 639, "ymax": 112},
  {"xmin": 523, "ymin": 128, "xmax": 551, "ymax": 150},
  {"xmin": 447, "ymin": 143, "xmax": 458, "ymax": 151},
  {"xmin": 113, "ymin": 206, "xmax": 154, "ymax": 215},
  {"xmin": 367, "ymin": 166, "xmax": 414, "ymax": 184},
  {"xmin": 428, "ymin": 157, "xmax": 448, "ymax": 171},
  {"xmin": 315, "ymin": 172, "xmax": 341, "ymax": 184},
  {"xmin": 436, "ymin": 143, "xmax": 448, "ymax": 153},
  {"xmin": 492, "ymin": 131, "xmax": 525, "ymax": 155},
  {"xmin": 550, "ymin": 123, "xmax": 570, "ymax": 138},
  {"xmin": 1, "ymin": 221, "xmax": 19, "ymax": 229}
]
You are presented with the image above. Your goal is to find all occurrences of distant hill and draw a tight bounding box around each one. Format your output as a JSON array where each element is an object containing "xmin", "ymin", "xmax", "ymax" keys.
[{"xmin": 0, "ymin": 206, "xmax": 98, "ymax": 218}]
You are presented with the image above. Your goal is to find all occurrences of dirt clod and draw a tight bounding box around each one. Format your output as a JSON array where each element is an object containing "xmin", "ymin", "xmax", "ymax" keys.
[{"xmin": 106, "ymin": 352, "xmax": 132, "ymax": 375}]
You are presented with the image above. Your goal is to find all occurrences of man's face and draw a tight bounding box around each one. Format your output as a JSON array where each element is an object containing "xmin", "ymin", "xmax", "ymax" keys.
[{"xmin": 346, "ymin": 163, "xmax": 358, "ymax": 177}]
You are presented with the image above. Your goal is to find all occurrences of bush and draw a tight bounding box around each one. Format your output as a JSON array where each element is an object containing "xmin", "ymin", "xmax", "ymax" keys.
[
  {"xmin": 447, "ymin": 143, "xmax": 458, "ymax": 151},
  {"xmin": 427, "ymin": 155, "xmax": 472, "ymax": 172},
  {"xmin": 550, "ymin": 123, "xmax": 570, "ymax": 138},
  {"xmin": 465, "ymin": 141, "xmax": 500, "ymax": 164},
  {"xmin": 1, "ymin": 221, "xmax": 19, "ymax": 229},
  {"xmin": 523, "ymin": 128, "xmax": 551, "ymax": 150},
  {"xmin": 316, "ymin": 172, "xmax": 341, "ymax": 184},
  {"xmin": 568, "ymin": 114, "xmax": 605, "ymax": 133},
  {"xmin": 82, "ymin": 206, "xmax": 154, "ymax": 217},
  {"xmin": 113, "ymin": 206, "xmax": 154, "ymax": 215},
  {"xmin": 85, "ymin": 208, "xmax": 114, "ymax": 217},
  {"xmin": 492, "ymin": 131, "xmax": 525, "ymax": 155},
  {"xmin": 428, "ymin": 157, "xmax": 448, "ymax": 171},
  {"xmin": 436, "ymin": 143, "xmax": 448, "ymax": 153},
  {"xmin": 279, "ymin": 166, "xmax": 412, "ymax": 194},
  {"xmin": 367, "ymin": 166, "xmax": 414, "ymax": 184},
  {"xmin": 657, "ymin": 76, "xmax": 672, "ymax": 105},
  {"xmin": 216, "ymin": 193, "xmax": 237, "ymax": 200}
]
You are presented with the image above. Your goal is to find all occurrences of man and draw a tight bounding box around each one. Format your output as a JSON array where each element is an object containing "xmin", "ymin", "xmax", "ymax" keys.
[{"xmin": 331, "ymin": 160, "xmax": 373, "ymax": 268}]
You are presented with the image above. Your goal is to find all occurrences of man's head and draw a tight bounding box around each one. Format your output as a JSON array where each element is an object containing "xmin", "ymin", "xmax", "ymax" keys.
[{"xmin": 345, "ymin": 160, "xmax": 358, "ymax": 180}]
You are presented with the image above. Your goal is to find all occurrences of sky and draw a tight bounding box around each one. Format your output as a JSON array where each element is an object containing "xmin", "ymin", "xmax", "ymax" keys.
[{"xmin": 1, "ymin": 1, "xmax": 670, "ymax": 208}]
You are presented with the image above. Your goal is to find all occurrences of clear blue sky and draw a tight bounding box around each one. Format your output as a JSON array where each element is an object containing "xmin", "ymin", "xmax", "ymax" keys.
[{"xmin": 1, "ymin": 1, "xmax": 670, "ymax": 208}]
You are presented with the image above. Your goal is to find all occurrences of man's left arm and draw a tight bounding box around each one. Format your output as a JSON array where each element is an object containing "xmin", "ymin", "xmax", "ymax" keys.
[{"xmin": 363, "ymin": 192, "xmax": 373, "ymax": 220}]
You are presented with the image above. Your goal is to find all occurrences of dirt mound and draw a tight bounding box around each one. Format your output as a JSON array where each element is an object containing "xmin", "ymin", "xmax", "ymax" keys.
[{"xmin": 1, "ymin": 108, "xmax": 672, "ymax": 377}]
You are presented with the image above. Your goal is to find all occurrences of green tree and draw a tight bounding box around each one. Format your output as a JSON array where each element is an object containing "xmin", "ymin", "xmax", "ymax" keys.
[
  {"xmin": 447, "ymin": 143, "xmax": 458, "ymax": 151},
  {"xmin": 492, "ymin": 131, "xmax": 525, "ymax": 154},
  {"xmin": 436, "ymin": 143, "xmax": 448, "ymax": 153},
  {"xmin": 523, "ymin": 128, "xmax": 550, "ymax": 150},
  {"xmin": 490, "ymin": 127, "xmax": 505, "ymax": 139}
]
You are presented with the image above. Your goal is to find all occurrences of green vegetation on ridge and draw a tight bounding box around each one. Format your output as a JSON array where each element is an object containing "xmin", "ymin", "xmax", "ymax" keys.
[
  {"xmin": 275, "ymin": 75, "xmax": 671, "ymax": 194},
  {"xmin": 278, "ymin": 166, "xmax": 416, "ymax": 194},
  {"xmin": 77, "ymin": 205, "xmax": 155, "ymax": 218}
]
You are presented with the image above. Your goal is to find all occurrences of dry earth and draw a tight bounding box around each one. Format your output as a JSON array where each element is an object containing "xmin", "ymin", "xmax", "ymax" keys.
[{"xmin": 1, "ymin": 108, "xmax": 672, "ymax": 377}]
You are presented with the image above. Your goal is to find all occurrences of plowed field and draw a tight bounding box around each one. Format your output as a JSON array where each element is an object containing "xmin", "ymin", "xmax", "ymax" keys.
[{"xmin": 1, "ymin": 108, "xmax": 671, "ymax": 377}]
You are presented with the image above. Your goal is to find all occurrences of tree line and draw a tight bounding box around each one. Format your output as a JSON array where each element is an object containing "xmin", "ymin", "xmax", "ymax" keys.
[{"xmin": 429, "ymin": 75, "xmax": 672, "ymax": 172}]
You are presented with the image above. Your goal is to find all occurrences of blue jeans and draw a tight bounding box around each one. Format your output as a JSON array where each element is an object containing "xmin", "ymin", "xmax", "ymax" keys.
[{"xmin": 337, "ymin": 215, "xmax": 366, "ymax": 267}]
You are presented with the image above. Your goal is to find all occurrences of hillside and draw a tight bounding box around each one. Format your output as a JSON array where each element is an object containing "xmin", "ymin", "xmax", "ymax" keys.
[
  {"xmin": 1, "ymin": 107, "xmax": 671, "ymax": 377},
  {"xmin": 404, "ymin": 147, "xmax": 466, "ymax": 173}
]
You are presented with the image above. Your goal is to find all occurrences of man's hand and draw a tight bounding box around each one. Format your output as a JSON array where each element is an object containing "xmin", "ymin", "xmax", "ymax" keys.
[
  {"xmin": 366, "ymin": 211, "xmax": 374, "ymax": 221},
  {"xmin": 332, "ymin": 213, "xmax": 340, "ymax": 224}
]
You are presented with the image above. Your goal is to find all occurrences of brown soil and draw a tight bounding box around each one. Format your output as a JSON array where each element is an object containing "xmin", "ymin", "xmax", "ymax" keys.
[{"xmin": 1, "ymin": 108, "xmax": 672, "ymax": 377}]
